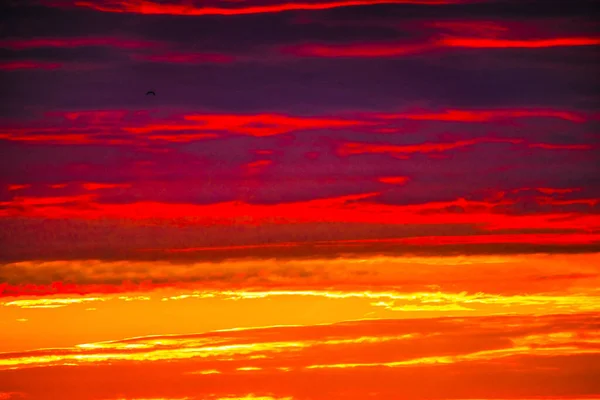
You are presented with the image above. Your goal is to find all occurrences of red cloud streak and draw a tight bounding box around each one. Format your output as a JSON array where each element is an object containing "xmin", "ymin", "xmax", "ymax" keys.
[
  {"xmin": 135, "ymin": 52, "xmax": 235, "ymax": 63},
  {"xmin": 401, "ymin": 233, "xmax": 600, "ymax": 246},
  {"xmin": 2, "ymin": 193, "xmax": 599, "ymax": 233},
  {"xmin": 284, "ymin": 42, "xmax": 432, "ymax": 57},
  {"xmin": 528, "ymin": 143, "xmax": 593, "ymax": 150},
  {"xmin": 0, "ymin": 37, "xmax": 159, "ymax": 50},
  {"xmin": 81, "ymin": 183, "xmax": 132, "ymax": 191},
  {"xmin": 284, "ymin": 36, "xmax": 600, "ymax": 58},
  {"xmin": 440, "ymin": 36, "xmax": 600, "ymax": 48},
  {"xmin": 386, "ymin": 109, "xmax": 589, "ymax": 122},
  {"xmin": 7, "ymin": 185, "xmax": 31, "ymax": 191},
  {"xmin": 144, "ymin": 233, "xmax": 600, "ymax": 253},
  {"xmin": 49, "ymin": 0, "xmax": 475, "ymax": 16},
  {"xmin": 0, "ymin": 108, "xmax": 591, "ymax": 145},
  {"xmin": 125, "ymin": 113, "xmax": 366, "ymax": 137},
  {"xmin": 427, "ymin": 20, "xmax": 510, "ymax": 37},
  {"xmin": 338, "ymin": 138, "xmax": 523, "ymax": 156},
  {"xmin": 0, "ymin": 61, "xmax": 62, "ymax": 71}
]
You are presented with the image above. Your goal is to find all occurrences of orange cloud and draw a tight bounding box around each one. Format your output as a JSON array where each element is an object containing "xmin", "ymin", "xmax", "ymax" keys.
[
  {"xmin": 0, "ymin": 313, "xmax": 598, "ymax": 400},
  {"xmin": 0, "ymin": 393, "xmax": 26, "ymax": 400},
  {"xmin": 2, "ymin": 248, "xmax": 599, "ymax": 301},
  {"xmin": 2, "ymin": 313, "xmax": 598, "ymax": 370}
]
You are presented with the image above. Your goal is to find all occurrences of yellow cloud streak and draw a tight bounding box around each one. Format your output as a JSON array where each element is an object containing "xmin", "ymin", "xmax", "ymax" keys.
[
  {"xmin": 2, "ymin": 297, "xmax": 107, "ymax": 309},
  {"xmin": 0, "ymin": 333, "xmax": 432, "ymax": 369},
  {"xmin": 185, "ymin": 289, "xmax": 600, "ymax": 311},
  {"xmin": 1, "ymin": 325, "xmax": 598, "ymax": 371},
  {"xmin": 3, "ymin": 289, "xmax": 598, "ymax": 316},
  {"xmin": 306, "ymin": 344, "xmax": 600, "ymax": 370}
]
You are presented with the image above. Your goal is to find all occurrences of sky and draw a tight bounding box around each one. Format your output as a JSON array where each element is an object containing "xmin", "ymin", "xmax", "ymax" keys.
[{"xmin": 0, "ymin": 0, "xmax": 599, "ymax": 399}]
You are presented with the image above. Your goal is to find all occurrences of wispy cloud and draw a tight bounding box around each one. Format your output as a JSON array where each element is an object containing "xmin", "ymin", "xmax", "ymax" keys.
[
  {"xmin": 0, "ymin": 107, "xmax": 593, "ymax": 145},
  {"xmin": 0, "ymin": 37, "xmax": 160, "ymax": 50},
  {"xmin": 133, "ymin": 52, "xmax": 235, "ymax": 64},
  {"xmin": 282, "ymin": 36, "xmax": 600, "ymax": 58},
  {"xmin": 45, "ymin": 0, "xmax": 478, "ymax": 16},
  {"xmin": 0, "ymin": 314, "xmax": 598, "ymax": 399},
  {"xmin": 0, "ymin": 60, "xmax": 62, "ymax": 71},
  {"xmin": 440, "ymin": 36, "xmax": 600, "ymax": 48}
]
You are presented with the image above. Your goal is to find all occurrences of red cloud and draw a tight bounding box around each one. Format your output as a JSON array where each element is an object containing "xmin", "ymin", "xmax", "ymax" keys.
[
  {"xmin": 0, "ymin": 108, "xmax": 593, "ymax": 146},
  {"xmin": 134, "ymin": 52, "xmax": 235, "ymax": 64},
  {"xmin": 7, "ymin": 184, "xmax": 31, "ymax": 191},
  {"xmin": 46, "ymin": 0, "xmax": 473, "ymax": 16},
  {"xmin": 127, "ymin": 113, "xmax": 366, "ymax": 137},
  {"xmin": 245, "ymin": 159, "xmax": 273, "ymax": 170},
  {"xmin": 0, "ymin": 61, "xmax": 62, "ymax": 71},
  {"xmin": 145, "ymin": 233, "xmax": 600, "ymax": 254},
  {"xmin": 378, "ymin": 177, "xmax": 409, "ymax": 185},
  {"xmin": 528, "ymin": 143, "xmax": 593, "ymax": 150},
  {"xmin": 338, "ymin": 138, "xmax": 595, "ymax": 157},
  {"xmin": 1, "ymin": 192, "xmax": 598, "ymax": 236},
  {"xmin": 283, "ymin": 36, "xmax": 600, "ymax": 58},
  {"xmin": 426, "ymin": 20, "xmax": 510, "ymax": 37},
  {"xmin": 0, "ymin": 37, "xmax": 160, "ymax": 50},
  {"xmin": 2, "ymin": 194, "xmax": 96, "ymax": 207},
  {"xmin": 537, "ymin": 188, "xmax": 580, "ymax": 195},
  {"xmin": 439, "ymin": 36, "xmax": 600, "ymax": 48},
  {"xmin": 401, "ymin": 233, "xmax": 600, "ymax": 246},
  {"xmin": 283, "ymin": 42, "xmax": 432, "ymax": 57},
  {"xmin": 143, "ymin": 133, "xmax": 220, "ymax": 142},
  {"xmin": 81, "ymin": 183, "xmax": 132, "ymax": 191},
  {"xmin": 379, "ymin": 108, "xmax": 589, "ymax": 123},
  {"xmin": 0, "ymin": 132, "xmax": 106, "ymax": 145},
  {"xmin": 338, "ymin": 138, "xmax": 523, "ymax": 156}
]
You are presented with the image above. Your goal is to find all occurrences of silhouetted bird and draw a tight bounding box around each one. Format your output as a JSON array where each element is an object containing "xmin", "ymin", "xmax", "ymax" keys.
[{"xmin": 146, "ymin": 90, "xmax": 156, "ymax": 96}]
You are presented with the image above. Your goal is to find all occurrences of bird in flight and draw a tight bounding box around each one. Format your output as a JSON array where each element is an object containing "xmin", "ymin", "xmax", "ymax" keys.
[{"xmin": 146, "ymin": 90, "xmax": 156, "ymax": 96}]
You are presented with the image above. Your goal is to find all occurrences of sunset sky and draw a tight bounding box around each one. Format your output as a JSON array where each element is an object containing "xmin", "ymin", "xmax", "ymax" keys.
[{"xmin": 1, "ymin": 0, "xmax": 599, "ymax": 399}]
